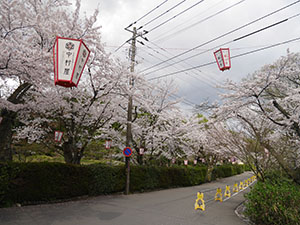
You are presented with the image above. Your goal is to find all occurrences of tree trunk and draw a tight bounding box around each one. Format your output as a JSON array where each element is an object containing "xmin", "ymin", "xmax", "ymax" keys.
[
  {"xmin": 62, "ymin": 142, "xmax": 82, "ymax": 164},
  {"xmin": 0, "ymin": 83, "xmax": 31, "ymax": 162},
  {"xmin": 0, "ymin": 109, "xmax": 16, "ymax": 161},
  {"xmin": 206, "ymin": 165, "xmax": 214, "ymax": 182}
]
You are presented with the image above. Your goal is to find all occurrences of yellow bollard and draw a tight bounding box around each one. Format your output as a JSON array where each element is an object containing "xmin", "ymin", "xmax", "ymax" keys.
[
  {"xmin": 195, "ymin": 192, "xmax": 205, "ymax": 211},
  {"xmin": 224, "ymin": 185, "xmax": 231, "ymax": 198},
  {"xmin": 244, "ymin": 180, "xmax": 248, "ymax": 188},
  {"xmin": 215, "ymin": 188, "xmax": 223, "ymax": 202},
  {"xmin": 239, "ymin": 181, "xmax": 244, "ymax": 190},
  {"xmin": 233, "ymin": 183, "xmax": 239, "ymax": 193}
]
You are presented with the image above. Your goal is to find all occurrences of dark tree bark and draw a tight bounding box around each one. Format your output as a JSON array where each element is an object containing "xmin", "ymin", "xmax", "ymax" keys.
[
  {"xmin": 62, "ymin": 141, "xmax": 82, "ymax": 164},
  {"xmin": 0, "ymin": 83, "xmax": 31, "ymax": 162},
  {"xmin": 0, "ymin": 109, "xmax": 16, "ymax": 161}
]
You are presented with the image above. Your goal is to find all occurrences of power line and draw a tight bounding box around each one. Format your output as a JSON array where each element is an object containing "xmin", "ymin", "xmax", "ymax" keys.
[
  {"xmin": 146, "ymin": 41, "xmax": 223, "ymax": 87},
  {"xmin": 151, "ymin": 0, "xmax": 225, "ymax": 42},
  {"xmin": 114, "ymin": 39, "xmax": 130, "ymax": 53},
  {"xmin": 153, "ymin": 0, "xmax": 247, "ymax": 43},
  {"xmin": 145, "ymin": 0, "xmax": 206, "ymax": 33},
  {"xmin": 140, "ymin": 0, "xmax": 300, "ymax": 73},
  {"xmin": 125, "ymin": 0, "xmax": 169, "ymax": 29},
  {"xmin": 138, "ymin": 45, "xmax": 213, "ymax": 91},
  {"xmin": 138, "ymin": 0, "xmax": 187, "ymax": 30},
  {"xmin": 148, "ymin": 36, "xmax": 300, "ymax": 81},
  {"xmin": 145, "ymin": 12, "xmax": 300, "ymax": 75}
]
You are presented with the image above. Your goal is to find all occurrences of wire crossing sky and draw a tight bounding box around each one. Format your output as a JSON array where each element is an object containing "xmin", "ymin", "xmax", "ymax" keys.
[{"xmin": 76, "ymin": 0, "xmax": 300, "ymax": 108}]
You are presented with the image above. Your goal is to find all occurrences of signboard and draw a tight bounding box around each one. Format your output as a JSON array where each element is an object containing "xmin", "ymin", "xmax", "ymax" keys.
[
  {"xmin": 194, "ymin": 159, "xmax": 197, "ymax": 165},
  {"xmin": 184, "ymin": 160, "xmax": 188, "ymax": 165},
  {"xmin": 123, "ymin": 147, "xmax": 132, "ymax": 157}
]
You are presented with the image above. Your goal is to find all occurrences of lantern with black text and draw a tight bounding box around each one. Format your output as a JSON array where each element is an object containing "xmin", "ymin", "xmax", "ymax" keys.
[
  {"xmin": 139, "ymin": 148, "xmax": 144, "ymax": 155},
  {"xmin": 214, "ymin": 48, "xmax": 231, "ymax": 71},
  {"xmin": 53, "ymin": 36, "xmax": 90, "ymax": 87},
  {"xmin": 54, "ymin": 131, "xmax": 63, "ymax": 142},
  {"xmin": 105, "ymin": 140, "xmax": 112, "ymax": 149}
]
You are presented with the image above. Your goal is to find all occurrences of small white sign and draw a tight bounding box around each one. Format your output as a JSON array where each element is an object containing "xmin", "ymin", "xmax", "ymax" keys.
[
  {"xmin": 184, "ymin": 160, "xmax": 188, "ymax": 165},
  {"xmin": 194, "ymin": 159, "xmax": 197, "ymax": 165}
]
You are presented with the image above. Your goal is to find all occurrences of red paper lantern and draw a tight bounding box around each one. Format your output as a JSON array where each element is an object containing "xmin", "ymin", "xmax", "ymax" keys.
[
  {"xmin": 53, "ymin": 36, "xmax": 90, "ymax": 87},
  {"xmin": 214, "ymin": 48, "xmax": 231, "ymax": 71},
  {"xmin": 54, "ymin": 131, "xmax": 63, "ymax": 142},
  {"xmin": 139, "ymin": 148, "xmax": 144, "ymax": 155},
  {"xmin": 105, "ymin": 140, "xmax": 112, "ymax": 149}
]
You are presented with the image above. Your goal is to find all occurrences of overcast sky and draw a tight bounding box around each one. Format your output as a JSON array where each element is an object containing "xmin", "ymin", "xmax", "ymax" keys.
[{"xmin": 74, "ymin": 0, "xmax": 300, "ymax": 111}]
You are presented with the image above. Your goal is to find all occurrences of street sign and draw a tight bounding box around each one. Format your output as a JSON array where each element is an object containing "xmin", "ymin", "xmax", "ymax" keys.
[{"xmin": 123, "ymin": 147, "xmax": 132, "ymax": 157}]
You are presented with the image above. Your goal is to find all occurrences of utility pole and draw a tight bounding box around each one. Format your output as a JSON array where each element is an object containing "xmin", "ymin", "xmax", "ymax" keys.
[{"xmin": 125, "ymin": 27, "xmax": 137, "ymax": 195}]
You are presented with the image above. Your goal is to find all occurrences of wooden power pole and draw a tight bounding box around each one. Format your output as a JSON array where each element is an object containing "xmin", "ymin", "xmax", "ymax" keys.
[{"xmin": 125, "ymin": 27, "xmax": 137, "ymax": 195}]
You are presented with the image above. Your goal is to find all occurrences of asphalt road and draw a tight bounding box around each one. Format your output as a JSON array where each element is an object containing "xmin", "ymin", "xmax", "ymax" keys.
[{"xmin": 0, "ymin": 171, "xmax": 254, "ymax": 225}]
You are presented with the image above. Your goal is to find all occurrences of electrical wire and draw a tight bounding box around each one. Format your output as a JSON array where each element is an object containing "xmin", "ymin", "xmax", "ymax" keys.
[
  {"xmin": 138, "ymin": 45, "xmax": 213, "ymax": 91},
  {"xmin": 148, "ymin": 41, "xmax": 223, "ymax": 86},
  {"xmin": 114, "ymin": 39, "xmax": 131, "ymax": 53},
  {"xmin": 151, "ymin": 0, "xmax": 225, "ymax": 42},
  {"xmin": 125, "ymin": 0, "xmax": 169, "ymax": 29},
  {"xmin": 138, "ymin": 0, "xmax": 187, "ymax": 30},
  {"xmin": 145, "ymin": 12, "xmax": 300, "ymax": 75},
  {"xmin": 146, "ymin": 0, "xmax": 206, "ymax": 33},
  {"xmin": 139, "ymin": 42, "xmax": 226, "ymax": 102},
  {"xmin": 140, "ymin": 0, "xmax": 300, "ymax": 73},
  {"xmin": 148, "ymin": 36, "xmax": 300, "ymax": 81},
  {"xmin": 153, "ymin": 0, "xmax": 247, "ymax": 43}
]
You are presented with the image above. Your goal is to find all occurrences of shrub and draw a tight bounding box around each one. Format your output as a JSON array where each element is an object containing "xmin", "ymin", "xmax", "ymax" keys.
[
  {"xmin": 88, "ymin": 164, "xmax": 125, "ymax": 195},
  {"xmin": 0, "ymin": 162, "xmax": 245, "ymax": 207},
  {"xmin": 211, "ymin": 164, "xmax": 245, "ymax": 180},
  {"xmin": 0, "ymin": 163, "xmax": 19, "ymax": 206},
  {"xmin": 130, "ymin": 166, "xmax": 207, "ymax": 192},
  {"xmin": 245, "ymin": 176, "xmax": 300, "ymax": 225},
  {"xmin": 8, "ymin": 162, "xmax": 90, "ymax": 204}
]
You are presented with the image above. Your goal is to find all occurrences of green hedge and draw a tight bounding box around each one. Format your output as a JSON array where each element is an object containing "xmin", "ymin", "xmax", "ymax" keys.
[
  {"xmin": 130, "ymin": 165, "xmax": 207, "ymax": 192},
  {"xmin": 0, "ymin": 162, "xmax": 245, "ymax": 207},
  {"xmin": 245, "ymin": 176, "xmax": 300, "ymax": 225},
  {"xmin": 211, "ymin": 164, "xmax": 245, "ymax": 180}
]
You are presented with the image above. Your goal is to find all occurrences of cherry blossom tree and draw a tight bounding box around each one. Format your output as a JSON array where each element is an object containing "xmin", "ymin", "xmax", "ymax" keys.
[
  {"xmin": 209, "ymin": 52, "xmax": 300, "ymax": 183},
  {"xmin": 0, "ymin": 0, "xmax": 107, "ymax": 161}
]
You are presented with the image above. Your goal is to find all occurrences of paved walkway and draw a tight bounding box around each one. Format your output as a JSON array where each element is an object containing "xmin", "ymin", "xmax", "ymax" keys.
[{"xmin": 0, "ymin": 171, "xmax": 254, "ymax": 225}]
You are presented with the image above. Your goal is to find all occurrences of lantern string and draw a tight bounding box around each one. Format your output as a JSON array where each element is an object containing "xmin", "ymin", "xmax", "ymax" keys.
[
  {"xmin": 144, "ymin": 10, "xmax": 300, "ymax": 76},
  {"xmin": 139, "ymin": 0, "xmax": 300, "ymax": 73},
  {"xmin": 148, "ymin": 36, "xmax": 300, "ymax": 81}
]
